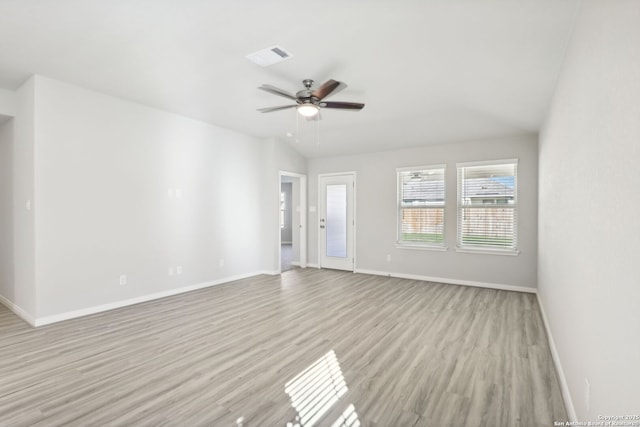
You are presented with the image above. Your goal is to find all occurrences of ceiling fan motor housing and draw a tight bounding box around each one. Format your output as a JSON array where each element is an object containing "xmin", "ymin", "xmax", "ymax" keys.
[
  {"xmin": 296, "ymin": 92, "xmax": 315, "ymax": 104},
  {"xmin": 297, "ymin": 80, "xmax": 316, "ymax": 104}
]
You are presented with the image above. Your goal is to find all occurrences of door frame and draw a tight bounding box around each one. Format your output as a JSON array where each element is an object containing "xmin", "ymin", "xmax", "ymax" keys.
[
  {"xmin": 317, "ymin": 172, "xmax": 356, "ymax": 272},
  {"xmin": 279, "ymin": 171, "xmax": 307, "ymax": 273}
]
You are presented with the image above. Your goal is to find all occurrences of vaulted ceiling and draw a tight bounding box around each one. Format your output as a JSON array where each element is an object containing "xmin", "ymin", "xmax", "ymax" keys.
[{"xmin": 0, "ymin": 0, "xmax": 581, "ymax": 157}]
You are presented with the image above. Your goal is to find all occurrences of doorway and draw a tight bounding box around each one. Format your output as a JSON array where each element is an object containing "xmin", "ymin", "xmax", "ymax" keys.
[
  {"xmin": 318, "ymin": 173, "xmax": 356, "ymax": 271},
  {"xmin": 279, "ymin": 172, "xmax": 307, "ymax": 273}
]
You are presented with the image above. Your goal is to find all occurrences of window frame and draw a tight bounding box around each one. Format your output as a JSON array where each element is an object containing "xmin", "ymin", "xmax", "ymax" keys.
[
  {"xmin": 396, "ymin": 164, "xmax": 447, "ymax": 250},
  {"xmin": 456, "ymin": 159, "xmax": 519, "ymax": 255}
]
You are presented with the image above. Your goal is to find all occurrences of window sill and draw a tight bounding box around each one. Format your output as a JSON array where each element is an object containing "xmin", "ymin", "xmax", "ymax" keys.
[
  {"xmin": 455, "ymin": 247, "xmax": 520, "ymax": 256},
  {"xmin": 396, "ymin": 243, "xmax": 448, "ymax": 252}
]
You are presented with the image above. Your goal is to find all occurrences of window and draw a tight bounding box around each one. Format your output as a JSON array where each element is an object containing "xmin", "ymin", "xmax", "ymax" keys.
[
  {"xmin": 397, "ymin": 165, "xmax": 445, "ymax": 247},
  {"xmin": 457, "ymin": 159, "xmax": 518, "ymax": 252}
]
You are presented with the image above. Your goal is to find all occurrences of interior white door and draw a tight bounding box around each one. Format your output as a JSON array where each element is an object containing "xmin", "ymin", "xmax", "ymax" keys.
[{"xmin": 319, "ymin": 173, "xmax": 355, "ymax": 271}]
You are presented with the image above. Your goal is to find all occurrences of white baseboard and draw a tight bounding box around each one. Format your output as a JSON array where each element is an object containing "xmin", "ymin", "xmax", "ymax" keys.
[
  {"xmin": 306, "ymin": 263, "xmax": 320, "ymax": 269},
  {"xmin": 536, "ymin": 294, "xmax": 577, "ymax": 421},
  {"xmin": 260, "ymin": 270, "xmax": 280, "ymax": 276},
  {"xmin": 34, "ymin": 271, "xmax": 272, "ymax": 327},
  {"xmin": 281, "ymin": 241, "xmax": 292, "ymax": 244},
  {"xmin": 0, "ymin": 293, "xmax": 36, "ymax": 327},
  {"xmin": 354, "ymin": 268, "xmax": 537, "ymax": 294},
  {"xmin": 287, "ymin": 262, "xmax": 312, "ymax": 269}
]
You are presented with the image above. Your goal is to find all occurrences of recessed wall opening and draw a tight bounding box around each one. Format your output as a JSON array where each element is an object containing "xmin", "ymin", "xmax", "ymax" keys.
[{"xmin": 279, "ymin": 171, "xmax": 307, "ymax": 273}]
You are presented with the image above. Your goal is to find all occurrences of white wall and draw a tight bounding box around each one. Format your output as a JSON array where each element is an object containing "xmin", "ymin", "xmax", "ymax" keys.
[
  {"xmin": 0, "ymin": 76, "xmax": 306, "ymax": 322},
  {"xmin": 7, "ymin": 78, "xmax": 37, "ymax": 320},
  {"xmin": 280, "ymin": 182, "xmax": 293, "ymax": 243},
  {"xmin": 538, "ymin": 0, "xmax": 640, "ymax": 420},
  {"xmin": 31, "ymin": 76, "xmax": 268, "ymax": 319},
  {"xmin": 0, "ymin": 88, "xmax": 16, "ymax": 117},
  {"xmin": 0, "ymin": 119, "xmax": 14, "ymax": 302},
  {"xmin": 261, "ymin": 138, "xmax": 307, "ymax": 273},
  {"xmin": 291, "ymin": 178, "xmax": 301, "ymax": 264},
  {"xmin": 308, "ymin": 135, "xmax": 538, "ymax": 290}
]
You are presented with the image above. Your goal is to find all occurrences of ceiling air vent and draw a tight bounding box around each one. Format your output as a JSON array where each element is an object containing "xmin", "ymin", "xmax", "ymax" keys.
[{"xmin": 246, "ymin": 45, "xmax": 293, "ymax": 67}]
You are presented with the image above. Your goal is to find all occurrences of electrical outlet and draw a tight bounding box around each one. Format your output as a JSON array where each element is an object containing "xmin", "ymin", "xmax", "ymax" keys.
[
  {"xmin": 219, "ymin": 259, "xmax": 225, "ymax": 267},
  {"xmin": 176, "ymin": 265, "xmax": 182, "ymax": 275},
  {"xmin": 119, "ymin": 275, "xmax": 127, "ymax": 286},
  {"xmin": 386, "ymin": 254, "xmax": 391, "ymax": 262},
  {"xmin": 169, "ymin": 267, "xmax": 174, "ymax": 276},
  {"xmin": 585, "ymin": 378, "xmax": 590, "ymax": 411}
]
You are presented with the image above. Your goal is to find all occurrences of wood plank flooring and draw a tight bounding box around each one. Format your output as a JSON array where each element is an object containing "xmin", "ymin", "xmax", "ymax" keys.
[{"xmin": 0, "ymin": 269, "xmax": 567, "ymax": 427}]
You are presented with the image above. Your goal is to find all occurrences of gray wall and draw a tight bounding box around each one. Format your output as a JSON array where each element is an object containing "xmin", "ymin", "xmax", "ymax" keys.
[
  {"xmin": 538, "ymin": 0, "xmax": 640, "ymax": 420},
  {"xmin": 308, "ymin": 135, "xmax": 538, "ymax": 289}
]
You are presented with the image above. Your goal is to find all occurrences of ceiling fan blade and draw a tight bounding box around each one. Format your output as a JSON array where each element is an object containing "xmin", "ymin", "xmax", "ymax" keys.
[
  {"xmin": 258, "ymin": 105, "xmax": 297, "ymax": 113},
  {"xmin": 258, "ymin": 84, "xmax": 297, "ymax": 101},
  {"xmin": 311, "ymin": 79, "xmax": 347, "ymax": 100},
  {"xmin": 320, "ymin": 101, "xmax": 365, "ymax": 111}
]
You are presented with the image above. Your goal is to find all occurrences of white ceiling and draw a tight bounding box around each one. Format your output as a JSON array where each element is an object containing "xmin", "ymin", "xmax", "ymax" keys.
[{"xmin": 0, "ymin": 0, "xmax": 581, "ymax": 158}]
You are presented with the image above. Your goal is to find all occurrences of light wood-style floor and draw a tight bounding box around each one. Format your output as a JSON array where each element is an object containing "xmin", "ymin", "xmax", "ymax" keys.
[{"xmin": 0, "ymin": 269, "xmax": 566, "ymax": 427}]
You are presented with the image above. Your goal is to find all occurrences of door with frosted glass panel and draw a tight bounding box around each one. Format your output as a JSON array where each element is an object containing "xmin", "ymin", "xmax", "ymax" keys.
[{"xmin": 319, "ymin": 173, "xmax": 355, "ymax": 271}]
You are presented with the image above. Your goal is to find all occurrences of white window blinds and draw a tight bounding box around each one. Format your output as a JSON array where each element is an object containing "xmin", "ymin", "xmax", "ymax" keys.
[
  {"xmin": 457, "ymin": 160, "xmax": 518, "ymax": 251},
  {"xmin": 397, "ymin": 165, "xmax": 445, "ymax": 247}
]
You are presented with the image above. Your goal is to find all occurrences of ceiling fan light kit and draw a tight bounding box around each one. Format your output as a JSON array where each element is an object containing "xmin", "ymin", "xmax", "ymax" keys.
[
  {"xmin": 297, "ymin": 103, "xmax": 319, "ymax": 117},
  {"xmin": 257, "ymin": 78, "xmax": 365, "ymax": 118}
]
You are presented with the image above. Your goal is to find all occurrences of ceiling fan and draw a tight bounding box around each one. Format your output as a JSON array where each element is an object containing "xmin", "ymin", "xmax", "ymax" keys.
[{"xmin": 257, "ymin": 79, "xmax": 364, "ymax": 119}]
